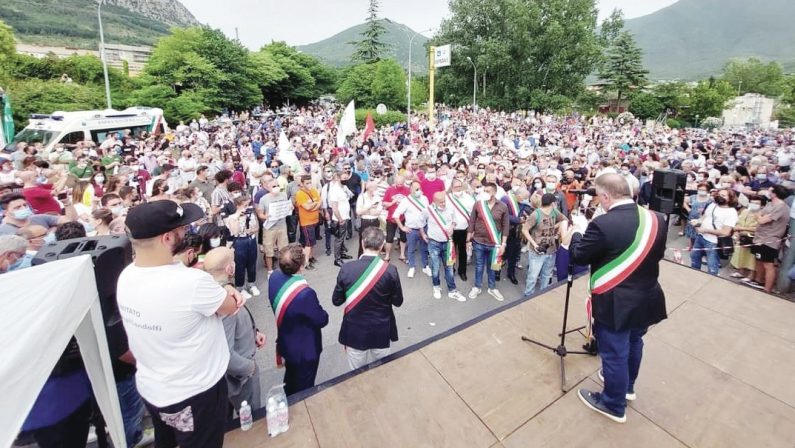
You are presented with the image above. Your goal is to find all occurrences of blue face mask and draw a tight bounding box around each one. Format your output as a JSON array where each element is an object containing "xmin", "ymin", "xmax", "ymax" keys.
[
  {"xmin": 13, "ymin": 207, "xmax": 33, "ymax": 221},
  {"xmin": 43, "ymin": 232, "xmax": 57, "ymax": 245},
  {"xmin": 8, "ymin": 256, "xmax": 25, "ymax": 271},
  {"xmin": 83, "ymin": 222, "xmax": 96, "ymax": 234}
]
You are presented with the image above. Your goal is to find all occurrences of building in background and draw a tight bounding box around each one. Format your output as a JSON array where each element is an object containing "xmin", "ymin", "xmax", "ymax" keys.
[
  {"xmin": 15, "ymin": 43, "xmax": 152, "ymax": 75},
  {"xmin": 722, "ymin": 93, "xmax": 776, "ymax": 129}
]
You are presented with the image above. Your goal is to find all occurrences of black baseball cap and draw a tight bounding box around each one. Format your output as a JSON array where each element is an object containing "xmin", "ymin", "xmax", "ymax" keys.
[{"xmin": 125, "ymin": 200, "xmax": 204, "ymax": 239}]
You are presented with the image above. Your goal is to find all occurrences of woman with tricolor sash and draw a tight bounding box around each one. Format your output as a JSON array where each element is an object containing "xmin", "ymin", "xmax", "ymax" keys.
[{"xmin": 268, "ymin": 244, "xmax": 329, "ymax": 396}]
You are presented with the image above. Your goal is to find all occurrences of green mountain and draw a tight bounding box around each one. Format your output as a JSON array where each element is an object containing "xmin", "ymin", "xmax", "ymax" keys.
[
  {"xmin": 0, "ymin": 0, "xmax": 198, "ymax": 49},
  {"xmin": 297, "ymin": 19, "xmax": 430, "ymax": 73},
  {"xmin": 625, "ymin": 0, "xmax": 795, "ymax": 80}
]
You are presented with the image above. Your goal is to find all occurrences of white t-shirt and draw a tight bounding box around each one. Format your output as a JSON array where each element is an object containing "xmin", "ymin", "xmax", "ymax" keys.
[
  {"xmin": 701, "ymin": 203, "xmax": 738, "ymax": 244},
  {"xmin": 117, "ymin": 262, "xmax": 229, "ymax": 407},
  {"xmin": 327, "ymin": 182, "xmax": 351, "ymax": 221},
  {"xmin": 177, "ymin": 157, "xmax": 197, "ymax": 182}
]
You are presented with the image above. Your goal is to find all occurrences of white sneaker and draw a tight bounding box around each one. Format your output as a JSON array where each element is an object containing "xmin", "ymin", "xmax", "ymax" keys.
[
  {"xmin": 488, "ymin": 288, "xmax": 505, "ymax": 302},
  {"xmin": 422, "ymin": 265, "xmax": 432, "ymax": 276},
  {"xmin": 407, "ymin": 267, "xmax": 415, "ymax": 278},
  {"xmin": 449, "ymin": 290, "xmax": 467, "ymax": 302},
  {"xmin": 249, "ymin": 285, "xmax": 261, "ymax": 296},
  {"xmin": 135, "ymin": 427, "xmax": 155, "ymax": 447},
  {"xmin": 468, "ymin": 287, "xmax": 481, "ymax": 299},
  {"xmin": 240, "ymin": 289, "xmax": 253, "ymax": 300},
  {"xmin": 433, "ymin": 287, "xmax": 442, "ymax": 299}
]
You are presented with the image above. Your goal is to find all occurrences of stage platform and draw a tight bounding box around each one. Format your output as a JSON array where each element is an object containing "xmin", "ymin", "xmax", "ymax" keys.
[{"xmin": 225, "ymin": 262, "xmax": 795, "ymax": 448}]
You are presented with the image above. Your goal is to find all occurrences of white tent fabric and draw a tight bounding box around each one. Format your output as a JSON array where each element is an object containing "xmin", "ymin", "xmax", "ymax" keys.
[{"xmin": 0, "ymin": 255, "xmax": 126, "ymax": 448}]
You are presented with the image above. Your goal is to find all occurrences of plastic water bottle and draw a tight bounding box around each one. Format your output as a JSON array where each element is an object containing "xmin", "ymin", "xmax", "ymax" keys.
[
  {"xmin": 266, "ymin": 397, "xmax": 278, "ymax": 436},
  {"xmin": 239, "ymin": 401, "xmax": 253, "ymax": 431},
  {"xmin": 276, "ymin": 399, "xmax": 289, "ymax": 434}
]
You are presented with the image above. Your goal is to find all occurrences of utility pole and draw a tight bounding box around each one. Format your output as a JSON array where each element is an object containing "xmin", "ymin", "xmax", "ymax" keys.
[
  {"xmin": 97, "ymin": 0, "xmax": 112, "ymax": 109},
  {"xmin": 466, "ymin": 57, "xmax": 477, "ymax": 110}
]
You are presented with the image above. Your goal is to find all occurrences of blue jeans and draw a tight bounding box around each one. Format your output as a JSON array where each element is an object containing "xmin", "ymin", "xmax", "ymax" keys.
[
  {"xmin": 524, "ymin": 251, "xmax": 556, "ymax": 296},
  {"xmin": 406, "ymin": 228, "xmax": 428, "ymax": 269},
  {"xmin": 596, "ymin": 324, "xmax": 648, "ymax": 416},
  {"xmin": 473, "ymin": 241, "xmax": 496, "ymax": 290},
  {"xmin": 116, "ymin": 375, "xmax": 145, "ymax": 447},
  {"xmin": 428, "ymin": 239, "xmax": 456, "ymax": 290},
  {"xmin": 690, "ymin": 234, "xmax": 720, "ymax": 275}
]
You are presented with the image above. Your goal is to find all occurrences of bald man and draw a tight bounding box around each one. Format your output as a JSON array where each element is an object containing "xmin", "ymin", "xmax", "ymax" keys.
[
  {"xmin": 563, "ymin": 173, "xmax": 668, "ymax": 424},
  {"xmin": 203, "ymin": 247, "xmax": 264, "ymax": 412}
]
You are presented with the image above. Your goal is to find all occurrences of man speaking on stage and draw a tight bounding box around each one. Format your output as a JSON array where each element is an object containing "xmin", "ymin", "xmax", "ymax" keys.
[{"xmin": 563, "ymin": 173, "xmax": 668, "ymax": 424}]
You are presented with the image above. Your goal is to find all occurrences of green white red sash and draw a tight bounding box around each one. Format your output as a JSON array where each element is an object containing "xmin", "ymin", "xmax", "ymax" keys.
[
  {"xmin": 477, "ymin": 200, "xmax": 502, "ymax": 268},
  {"xmin": 588, "ymin": 206, "xmax": 658, "ymax": 295},
  {"xmin": 407, "ymin": 194, "xmax": 426, "ymax": 213},
  {"xmin": 506, "ymin": 192, "xmax": 519, "ymax": 216},
  {"xmin": 584, "ymin": 206, "xmax": 658, "ymax": 340},
  {"xmin": 448, "ymin": 193, "xmax": 471, "ymax": 223},
  {"xmin": 271, "ymin": 275, "xmax": 309, "ymax": 366},
  {"xmin": 344, "ymin": 256, "xmax": 389, "ymax": 314},
  {"xmin": 428, "ymin": 205, "xmax": 456, "ymax": 266}
]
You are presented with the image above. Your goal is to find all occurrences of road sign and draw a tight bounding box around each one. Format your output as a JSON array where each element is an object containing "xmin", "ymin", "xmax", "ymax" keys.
[
  {"xmin": 434, "ymin": 44, "xmax": 451, "ymax": 68},
  {"xmin": 376, "ymin": 104, "xmax": 387, "ymax": 115}
]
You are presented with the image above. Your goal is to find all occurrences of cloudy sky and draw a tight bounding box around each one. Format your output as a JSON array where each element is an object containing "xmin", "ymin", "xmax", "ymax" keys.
[{"xmin": 179, "ymin": 0, "xmax": 678, "ymax": 50}]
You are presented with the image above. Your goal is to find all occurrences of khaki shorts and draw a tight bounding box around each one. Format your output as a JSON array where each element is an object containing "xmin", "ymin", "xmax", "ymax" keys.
[{"xmin": 263, "ymin": 227, "xmax": 288, "ymax": 257}]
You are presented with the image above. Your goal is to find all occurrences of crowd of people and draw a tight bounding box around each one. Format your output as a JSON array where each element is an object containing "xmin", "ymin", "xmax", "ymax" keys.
[{"xmin": 4, "ymin": 103, "xmax": 795, "ymax": 446}]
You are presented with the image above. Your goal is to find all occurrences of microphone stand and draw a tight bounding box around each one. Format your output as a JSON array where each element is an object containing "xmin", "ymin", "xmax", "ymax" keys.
[{"xmin": 521, "ymin": 190, "xmax": 596, "ymax": 392}]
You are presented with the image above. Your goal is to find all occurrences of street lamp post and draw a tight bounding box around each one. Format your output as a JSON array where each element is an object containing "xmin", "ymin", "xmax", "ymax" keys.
[
  {"xmin": 407, "ymin": 28, "xmax": 432, "ymax": 130},
  {"xmin": 97, "ymin": 0, "xmax": 112, "ymax": 109},
  {"xmin": 466, "ymin": 57, "xmax": 477, "ymax": 110}
]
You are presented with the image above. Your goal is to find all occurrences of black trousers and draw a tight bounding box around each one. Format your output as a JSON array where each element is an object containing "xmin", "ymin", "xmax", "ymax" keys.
[
  {"xmin": 283, "ymin": 360, "xmax": 320, "ymax": 397},
  {"xmin": 332, "ymin": 219, "xmax": 349, "ymax": 261},
  {"xmin": 453, "ymin": 229, "xmax": 468, "ymax": 276},
  {"xmin": 505, "ymin": 231, "xmax": 522, "ymax": 277},
  {"xmin": 144, "ymin": 378, "xmax": 228, "ymax": 448},
  {"xmin": 358, "ymin": 218, "xmax": 380, "ymax": 257},
  {"xmin": 30, "ymin": 400, "xmax": 91, "ymax": 448}
]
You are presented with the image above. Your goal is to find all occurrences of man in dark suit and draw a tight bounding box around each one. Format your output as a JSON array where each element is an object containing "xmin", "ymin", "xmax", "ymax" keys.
[
  {"xmin": 564, "ymin": 173, "xmax": 668, "ymax": 424},
  {"xmin": 268, "ymin": 244, "xmax": 329, "ymax": 396},
  {"xmin": 332, "ymin": 227, "xmax": 404, "ymax": 370}
]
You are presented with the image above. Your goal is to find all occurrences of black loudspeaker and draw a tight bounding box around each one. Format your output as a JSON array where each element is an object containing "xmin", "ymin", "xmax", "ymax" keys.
[
  {"xmin": 33, "ymin": 235, "xmax": 133, "ymax": 328},
  {"xmin": 650, "ymin": 169, "xmax": 687, "ymax": 215}
]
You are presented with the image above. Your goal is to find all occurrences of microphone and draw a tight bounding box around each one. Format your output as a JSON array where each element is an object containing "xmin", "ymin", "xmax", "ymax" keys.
[{"xmin": 568, "ymin": 188, "xmax": 596, "ymax": 196}]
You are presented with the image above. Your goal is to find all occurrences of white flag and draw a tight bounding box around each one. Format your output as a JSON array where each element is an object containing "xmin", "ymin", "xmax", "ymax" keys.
[
  {"xmin": 278, "ymin": 129, "xmax": 290, "ymax": 152},
  {"xmin": 337, "ymin": 100, "xmax": 356, "ymax": 148}
]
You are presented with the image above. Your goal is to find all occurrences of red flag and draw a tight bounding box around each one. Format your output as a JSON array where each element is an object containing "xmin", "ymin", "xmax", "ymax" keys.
[{"xmin": 363, "ymin": 112, "xmax": 375, "ymax": 141}]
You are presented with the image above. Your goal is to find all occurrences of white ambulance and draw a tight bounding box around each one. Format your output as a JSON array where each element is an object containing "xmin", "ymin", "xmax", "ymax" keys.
[{"xmin": 6, "ymin": 107, "xmax": 168, "ymax": 152}]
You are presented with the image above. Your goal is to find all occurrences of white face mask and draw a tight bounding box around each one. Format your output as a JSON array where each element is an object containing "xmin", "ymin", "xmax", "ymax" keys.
[
  {"xmin": 426, "ymin": 172, "xmax": 437, "ymax": 180},
  {"xmin": 210, "ymin": 237, "xmax": 221, "ymax": 248},
  {"xmin": 748, "ymin": 203, "xmax": 761, "ymax": 211}
]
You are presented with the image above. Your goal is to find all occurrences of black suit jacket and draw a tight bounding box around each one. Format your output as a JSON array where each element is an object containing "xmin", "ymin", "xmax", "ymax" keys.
[
  {"xmin": 332, "ymin": 255, "xmax": 404, "ymax": 350},
  {"xmin": 570, "ymin": 203, "xmax": 668, "ymax": 331}
]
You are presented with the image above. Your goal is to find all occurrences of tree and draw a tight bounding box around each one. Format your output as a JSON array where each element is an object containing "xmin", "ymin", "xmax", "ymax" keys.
[
  {"xmin": 685, "ymin": 79, "xmax": 735, "ymax": 122},
  {"xmin": 336, "ymin": 63, "xmax": 378, "ymax": 107},
  {"xmin": 629, "ymin": 92, "xmax": 664, "ymax": 119},
  {"xmin": 432, "ymin": 0, "xmax": 603, "ymax": 111},
  {"xmin": 259, "ymin": 42, "xmax": 316, "ymax": 106},
  {"xmin": 144, "ymin": 26, "xmax": 261, "ymax": 114},
  {"xmin": 722, "ymin": 58, "xmax": 785, "ymax": 97},
  {"xmin": 650, "ymin": 82, "xmax": 691, "ymax": 114},
  {"xmin": 352, "ymin": 0, "xmax": 388, "ymax": 63},
  {"xmin": 0, "ymin": 19, "xmax": 15, "ymax": 69},
  {"xmin": 598, "ymin": 31, "xmax": 647, "ymax": 103},
  {"xmin": 371, "ymin": 59, "xmax": 407, "ymax": 110},
  {"xmin": 6, "ymin": 79, "xmax": 104, "ymax": 128}
]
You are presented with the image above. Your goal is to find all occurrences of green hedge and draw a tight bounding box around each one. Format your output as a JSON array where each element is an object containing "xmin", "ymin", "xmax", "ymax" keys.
[
  {"xmin": 354, "ymin": 109, "xmax": 406, "ymax": 128},
  {"xmin": 666, "ymin": 118, "xmax": 683, "ymax": 129}
]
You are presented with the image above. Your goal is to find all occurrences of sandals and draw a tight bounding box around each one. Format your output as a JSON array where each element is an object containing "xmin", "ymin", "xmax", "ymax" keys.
[
  {"xmin": 730, "ymin": 272, "xmax": 744, "ymax": 278},
  {"xmin": 398, "ymin": 257, "xmax": 408, "ymax": 264}
]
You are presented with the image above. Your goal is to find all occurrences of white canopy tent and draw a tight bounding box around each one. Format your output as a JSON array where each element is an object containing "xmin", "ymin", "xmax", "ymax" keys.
[{"xmin": 0, "ymin": 255, "xmax": 126, "ymax": 448}]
